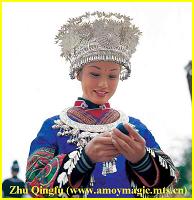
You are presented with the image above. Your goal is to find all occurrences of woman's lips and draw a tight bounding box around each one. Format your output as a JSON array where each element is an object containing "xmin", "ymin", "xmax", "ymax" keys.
[{"xmin": 94, "ymin": 90, "xmax": 108, "ymax": 97}]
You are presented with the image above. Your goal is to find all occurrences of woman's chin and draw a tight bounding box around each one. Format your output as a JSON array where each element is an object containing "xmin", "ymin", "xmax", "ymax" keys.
[
  {"xmin": 91, "ymin": 98, "xmax": 108, "ymax": 105},
  {"xmin": 83, "ymin": 95, "xmax": 110, "ymax": 105}
]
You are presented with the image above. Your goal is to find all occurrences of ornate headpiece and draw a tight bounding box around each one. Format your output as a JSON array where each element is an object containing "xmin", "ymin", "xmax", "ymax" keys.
[{"xmin": 55, "ymin": 11, "xmax": 141, "ymax": 80}]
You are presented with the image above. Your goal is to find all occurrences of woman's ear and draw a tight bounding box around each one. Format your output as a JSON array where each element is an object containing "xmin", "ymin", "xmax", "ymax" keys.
[{"xmin": 77, "ymin": 70, "xmax": 82, "ymax": 81}]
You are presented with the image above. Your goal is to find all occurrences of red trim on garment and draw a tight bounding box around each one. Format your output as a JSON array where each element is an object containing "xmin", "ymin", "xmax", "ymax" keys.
[
  {"xmin": 74, "ymin": 100, "xmax": 110, "ymax": 110},
  {"xmin": 131, "ymin": 157, "xmax": 160, "ymax": 188}
]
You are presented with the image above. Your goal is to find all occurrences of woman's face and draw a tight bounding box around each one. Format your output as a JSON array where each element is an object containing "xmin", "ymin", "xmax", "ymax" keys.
[{"xmin": 78, "ymin": 61, "xmax": 120, "ymax": 105}]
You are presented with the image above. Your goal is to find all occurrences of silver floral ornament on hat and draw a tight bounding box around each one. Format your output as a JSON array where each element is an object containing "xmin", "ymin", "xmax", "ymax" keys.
[{"xmin": 55, "ymin": 11, "xmax": 142, "ymax": 80}]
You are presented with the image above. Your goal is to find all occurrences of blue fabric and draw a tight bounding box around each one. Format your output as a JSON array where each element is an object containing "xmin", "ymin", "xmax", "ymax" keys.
[
  {"xmin": 28, "ymin": 115, "xmax": 160, "ymax": 197},
  {"xmin": 128, "ymin": 116, "xmax": 160, "ymax": 149}
]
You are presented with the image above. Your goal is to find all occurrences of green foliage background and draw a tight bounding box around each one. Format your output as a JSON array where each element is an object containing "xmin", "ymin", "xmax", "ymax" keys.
[{"xmin": 176, "ymin": 140, "xmax": 192, "ymax": 197}]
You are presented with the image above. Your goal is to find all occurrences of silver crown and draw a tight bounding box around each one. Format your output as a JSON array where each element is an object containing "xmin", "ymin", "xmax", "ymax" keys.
[{"xmin": 55, "ymin": 11, "xmax": 142, "ymax": 80}]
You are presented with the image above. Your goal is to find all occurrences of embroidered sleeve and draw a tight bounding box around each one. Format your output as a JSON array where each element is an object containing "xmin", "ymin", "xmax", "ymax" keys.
[
  {"xmin": 126, "ymin": 117, "xmax": 178, "ymax": 197},
  {"xmin": 53, "ymin": 148, "xmax": 95, "ymax": 197},
  {"xmin": 126, "ymin": 147, "xmax": 178, "ymax": 197},
  {"xmin": 26, "ymin": 147, "xmax": 66, "ymax": 197},
  {"xmin": 26, "ymin": 118, "xmax": 95, "ymax": 198},
  {"xmin": 26, "ymin": 147, "xmax": 95, "ymax": 197},
  {"xmin": 127, "ymin": 150, "xmax": 157, "ymax": 186},
  {"xmin": 68, "ymin": 148, "xmax": 95, "ymax": 187}
]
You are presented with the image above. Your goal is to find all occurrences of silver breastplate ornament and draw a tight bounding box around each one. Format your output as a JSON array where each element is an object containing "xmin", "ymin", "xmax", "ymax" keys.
[{"xmin": 52, "ymin": 107, "xmax": 129, "ymax": 177}]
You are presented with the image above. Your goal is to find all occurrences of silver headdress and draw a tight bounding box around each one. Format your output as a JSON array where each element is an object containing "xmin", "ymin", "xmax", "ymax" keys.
[{"xmin": 55, "ymin": 11, "xmax": 141, "ymax": 80}]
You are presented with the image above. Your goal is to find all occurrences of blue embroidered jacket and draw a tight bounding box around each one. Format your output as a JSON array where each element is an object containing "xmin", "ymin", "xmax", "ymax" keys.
[{"xmin": 26, "ymin": 98, "xmax": 177, "ymax": 198}]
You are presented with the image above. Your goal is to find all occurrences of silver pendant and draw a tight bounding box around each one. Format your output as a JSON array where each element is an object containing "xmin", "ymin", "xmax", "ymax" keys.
[
  {"xmin": 102, "ymin": 158, "xmax": 117, "ymax": 176},
  {"xmin": 89, "ymin": 175, "xmax": 95, "ymax": 187}
]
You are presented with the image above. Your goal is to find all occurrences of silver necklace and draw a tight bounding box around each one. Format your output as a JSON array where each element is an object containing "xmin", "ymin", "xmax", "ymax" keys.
[
  {"xmin": 60, "ymin": 107, "xmax": 128, "ymax": 132},
  {"xmin": 52, "ymin": 107, "xmax": 128, "ymax": 177}
]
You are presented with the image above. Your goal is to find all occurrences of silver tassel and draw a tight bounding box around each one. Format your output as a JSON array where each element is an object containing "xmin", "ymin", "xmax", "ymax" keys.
[
  {"xmin": 89, "ymin": 175, "xmax": 95, "ymax": 187},
  {"xmin": 102, "ymin": 158, "xmax": 117, "ymax": 176}
]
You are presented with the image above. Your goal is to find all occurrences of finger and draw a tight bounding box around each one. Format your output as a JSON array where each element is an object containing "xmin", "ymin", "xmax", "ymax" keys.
[
  {"xmin": 112, "ymin": 137, "xmax": 134, "ymax": 156},
  {"xmin": 100, "ymin": 144, "xmax": 118, "ymax": 151},
  {"xmin": 103, "ymin": 149, "xmax": 119, "ymax": 157},
  {"xmin": 124, "ymin": 124, "xmax": 145, "ymax": 144},
  {"xmin": 96, "ymin": 136, "xmax": 113, "ymax": 145},
  {"xmin": 123, "ymin": 124, "xmax": 137, "ymax": 139},
  {"xmin": 112, "ymin": 128, "xmax": 134, "ymax": 146},
  {"xmin": 111, "ymin": 138, "xmax": 121, "ymax": 152},
  {"xmin": 112, "ymin": 129, "xmax": 134, "ymax": 150},
  {"xmin": 112, "ymin": 129, "xmax": 144, "ymax": 152},
  {"xmin": 99, "ymin": 151, "xmax": 119, "ymax": 161},
  {"xmin": 112, "ymin": 134, "xmax": 145, "ymax": 154},
  {"xmin": 100, "ymin": 132, "xmax": 112, "ymax": 137}
]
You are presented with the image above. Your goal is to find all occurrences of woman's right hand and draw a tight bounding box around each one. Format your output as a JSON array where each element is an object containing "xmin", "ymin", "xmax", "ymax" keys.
[{"xmin": 85, "ymin": 132, "xmax": 119, "ymax": 163}]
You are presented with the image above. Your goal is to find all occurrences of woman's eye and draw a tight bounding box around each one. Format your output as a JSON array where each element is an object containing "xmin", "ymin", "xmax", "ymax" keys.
[
  {"xmin": 109, "ymin": 75, "xmax": 117, "ymax": 79},
  {"xmin": 90, "ymin": 73, "xmax": 100, "ymax": 77}
]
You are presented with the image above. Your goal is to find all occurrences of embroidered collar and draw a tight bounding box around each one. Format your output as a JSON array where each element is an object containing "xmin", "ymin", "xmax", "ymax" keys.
[
  {"xmin": 59, "ymin": 107, "xmax": 128, "ymax": 132},
  {"xmin": 74, "ymin": 97, "xmax": 110, "ymax": 110}
]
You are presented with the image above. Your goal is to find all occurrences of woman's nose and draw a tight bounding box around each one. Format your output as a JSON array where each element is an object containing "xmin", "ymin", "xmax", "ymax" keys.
[{"xmin": 98, "ymin": 77, "xmax": 108, "ymax": 88}]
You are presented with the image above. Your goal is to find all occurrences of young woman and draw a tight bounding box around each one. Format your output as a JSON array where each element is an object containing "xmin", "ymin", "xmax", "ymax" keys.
[{"xmin": 26, "ymin": 11, "xmax": 178, "ymax": 198}]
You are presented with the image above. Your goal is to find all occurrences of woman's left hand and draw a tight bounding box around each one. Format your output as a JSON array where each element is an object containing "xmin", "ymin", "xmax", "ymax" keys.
[{"xmin": 112, "ymin": 123, "xmax": 146, "ymax": 164}]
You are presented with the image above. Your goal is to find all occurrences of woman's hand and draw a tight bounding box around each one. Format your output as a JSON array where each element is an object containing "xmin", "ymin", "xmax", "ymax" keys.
[
  {"xmin": 85, "ymin": 132, "xmax": 119, "ymax": 163},
  {"xmin": 112, "ymin": 124, "xmax": 146, "ymax": 164}
]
